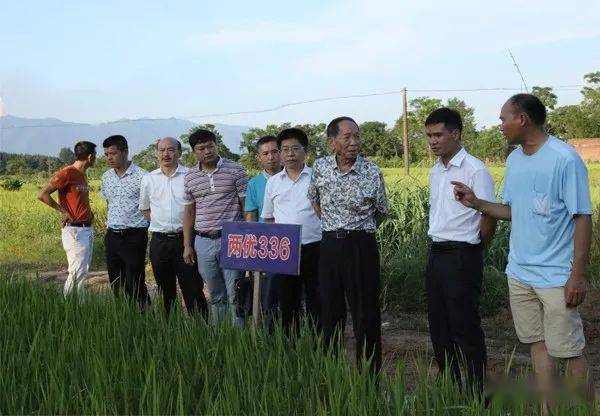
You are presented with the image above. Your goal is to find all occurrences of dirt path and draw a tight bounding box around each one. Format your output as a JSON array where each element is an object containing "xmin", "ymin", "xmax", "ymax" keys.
[{"xmin": 38, "ymin": 269, "xmax": 600, "ymax": 397}]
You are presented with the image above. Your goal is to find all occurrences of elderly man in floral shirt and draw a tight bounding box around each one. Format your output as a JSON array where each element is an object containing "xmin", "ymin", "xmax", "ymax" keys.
[{"xmin": 308, "ymin": 116, "xmax": 388, "ymax": 373}]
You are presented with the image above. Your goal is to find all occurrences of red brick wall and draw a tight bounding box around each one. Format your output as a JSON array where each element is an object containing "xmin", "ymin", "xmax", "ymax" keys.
[{"xmin": 568, "ymin": 139, "xmax": 600, "ymax": 162}]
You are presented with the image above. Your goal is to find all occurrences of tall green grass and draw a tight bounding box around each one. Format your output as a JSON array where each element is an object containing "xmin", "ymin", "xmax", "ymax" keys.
[{"xmin": 0, "ymin": 278, "xmax": 593, "ymax": 415}]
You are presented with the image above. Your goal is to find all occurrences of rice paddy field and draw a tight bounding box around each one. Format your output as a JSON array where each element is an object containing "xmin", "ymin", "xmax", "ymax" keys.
[{"xmin": 1, "ymin": 165, "xmax": 599, "ymax": 414}]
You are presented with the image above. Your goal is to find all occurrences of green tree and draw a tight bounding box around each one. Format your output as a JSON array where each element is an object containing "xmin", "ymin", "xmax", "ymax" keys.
[
  {"xmin": 58, "ymin": 147, "xmax": 76, "ymax": 165},
  {"xmin": 6, "ymin": 158, "xmax": 29, "ymax": 175},
  {"xmin": 531, "ymin": 86, "xmax": 558, "ymax": 110},
  {"xmin": 132, "ymin": 143, "xmax": 159, "ymax": 171}
]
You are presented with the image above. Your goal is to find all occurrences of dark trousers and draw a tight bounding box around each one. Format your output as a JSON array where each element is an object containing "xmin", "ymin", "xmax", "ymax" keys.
[
  {"xmin": 320, "ymin": 232, "xmax": 382, "ymax": 372},
  {"xmin": 426, "ymin": 242, "xmax": 487, "ymax": 394},
  {"xmin": 105, "ymin": 228, "xmax": 150, "ymax": 308},
  {"xmin": 260, "ymin": 272, "xmax": 279, "ymax": 333},
  {"xmin": 276, "ymin": 241, "xmax": 321, "ymax": 336},
  {"xmin": 149, "ymin": 233, "xmax": 208, "ymax": 319}
]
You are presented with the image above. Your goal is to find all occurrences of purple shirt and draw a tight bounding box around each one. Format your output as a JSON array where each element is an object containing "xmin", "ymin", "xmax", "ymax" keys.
[{"xmin": 184, "ymin": 157, "xmax": 249, "ymax": 232}]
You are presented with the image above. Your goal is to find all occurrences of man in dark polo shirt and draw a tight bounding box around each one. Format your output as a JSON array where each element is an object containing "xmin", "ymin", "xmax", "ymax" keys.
[
  {"xmin": 101, "ymin": 135, "xmax": 150, "ymax": 308},
  {"xmin": 308, "ymin": 116, "xmax": 388, "ymax": 373},
  {"xmin": 38, "ymin": 141, "xmax": 96, "ymax": 296},
  {"xmin": 183, "ymin": 129, "xmax": 249, "ymax": 327}
]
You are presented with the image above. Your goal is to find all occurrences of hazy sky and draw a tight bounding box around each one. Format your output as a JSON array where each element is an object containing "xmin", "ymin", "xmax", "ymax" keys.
[{"xmin": 1, "ymin": 0, "xmax": 599, "ymax": 128}]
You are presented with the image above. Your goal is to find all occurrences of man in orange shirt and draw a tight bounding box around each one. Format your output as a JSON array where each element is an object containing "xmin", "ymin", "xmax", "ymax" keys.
[{"xmin": 38, "ymin": 141, "xmax": 97, "ymax": 296}]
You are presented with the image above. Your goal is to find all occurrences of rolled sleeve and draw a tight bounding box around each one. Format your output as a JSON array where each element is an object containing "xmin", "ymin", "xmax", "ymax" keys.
[
  {"xmin": 375, "ymin": 172, "xmax": 389, "ymax": 216},
  {"xmin": 561, "ymin": 157, "xmax": 592, "ymax": 216},
  {"xmin": 261, "ymin": 180, "xmax": 275, "ymax": 219},
  {"xmin": 307, "ymin": 164, "xmax": 321, "ymax": 205},
  {"xmin": 472, "ymin": 168, "xmax": 495, "ymax": 203},
  {"xmin": 244, "ymin": 180, "xmax": 258, "ymax": 212},
  {"xmin": 139, "ymin": 175, "xmax": 151, "ymax": 211},
  {"xmin": 236, "ymin": 167, "xmax": 249, "ymax": 198}
]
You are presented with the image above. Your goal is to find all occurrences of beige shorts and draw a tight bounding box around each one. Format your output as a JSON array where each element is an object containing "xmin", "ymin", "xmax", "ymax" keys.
[{"xmin": 507, "ymin": 277, "xmax": 585, "ymax": 358}]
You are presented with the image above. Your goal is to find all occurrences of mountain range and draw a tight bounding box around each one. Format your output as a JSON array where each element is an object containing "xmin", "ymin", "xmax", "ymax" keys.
[{"xmin": 0, "ymin": 115, "xmax": 251, "ymax": 156}]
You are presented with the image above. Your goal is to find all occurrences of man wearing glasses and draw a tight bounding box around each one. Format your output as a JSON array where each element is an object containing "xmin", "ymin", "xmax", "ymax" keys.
[{"xmin": 262, "ymin": 128, "xmax": 322, "ymax": 336}]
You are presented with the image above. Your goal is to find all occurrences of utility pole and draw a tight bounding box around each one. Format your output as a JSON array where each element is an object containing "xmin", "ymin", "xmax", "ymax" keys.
[{"xmin": 402, "ymin": 87, "xmax": 409, "ymax": 175}]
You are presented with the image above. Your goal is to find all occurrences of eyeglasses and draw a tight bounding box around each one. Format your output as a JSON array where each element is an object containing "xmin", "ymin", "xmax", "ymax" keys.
[{"xmin": 280, "ymin": 146, "xmax": 304, "ymax": 154}]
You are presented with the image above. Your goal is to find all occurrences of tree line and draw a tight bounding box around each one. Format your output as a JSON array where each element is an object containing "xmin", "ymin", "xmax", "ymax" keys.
[{"xmin": 2, "ymin": 71, "xmax": 598, "ymax": 177}]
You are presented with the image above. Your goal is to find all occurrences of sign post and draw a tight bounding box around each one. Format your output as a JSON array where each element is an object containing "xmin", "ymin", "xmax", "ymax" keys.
[{"xmin": 220, "ymin": 221, "xmax": 302, "ymax": 329}]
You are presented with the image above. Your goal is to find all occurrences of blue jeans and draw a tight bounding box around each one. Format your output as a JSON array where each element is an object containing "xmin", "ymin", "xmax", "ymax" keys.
[{"xmin": 194, "ymin": 235, "xmax": 244, "ymax": 327}]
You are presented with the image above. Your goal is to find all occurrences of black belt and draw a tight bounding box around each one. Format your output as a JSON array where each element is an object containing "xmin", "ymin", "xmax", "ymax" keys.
[
  {"xmin": 108, "ymin": 227, "xmax": 147, "ymax": 235},
  {"xmin": 195, "ymin": 230, "xmax": 222, "ymax": 239},
  {"xmin": 64, "ymin": 221, "xmax": 92, "ymax": 227},
  {"xmin": 323, "ymin": 229, "xmax": 372, "ymax": 239},
  {"xmin": 152, "ymin": 231, "xmax": 183, "ymax": 239},
  {"xmin": 431, "ymin": 241, "xmax": 481, "ymax": 250}
]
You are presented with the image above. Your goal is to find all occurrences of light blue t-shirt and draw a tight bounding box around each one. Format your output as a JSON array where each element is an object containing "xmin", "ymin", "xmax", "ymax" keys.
[
  {"xmin": 502, "ymin": 135, "xmax": 592, "ymax": 288},
  {"xmin": 244, "ymin": 172, "xmax": 269, "ymax": 222}
]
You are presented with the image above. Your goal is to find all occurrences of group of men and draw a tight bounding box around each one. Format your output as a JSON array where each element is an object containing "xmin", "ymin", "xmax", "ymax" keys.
[
  {"xmin": 37, "ymin": 116, "xmax": 388, "ymax": 372},
  {"xmin": 37, "ymin": 94, "xmax": 593, "ymax": 398}
]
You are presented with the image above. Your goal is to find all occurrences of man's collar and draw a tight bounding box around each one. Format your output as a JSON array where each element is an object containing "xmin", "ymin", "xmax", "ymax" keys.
[
  {"xmin": 153, "ymin": 164, "xmax": 186, "ymax": 176},
  {"xmin": 331, "ymin": 155, "xmax": 363, "ymax": 173},
  {"xmin": 278, "ymin": 164, "xmax": 310, "ymax": 179},
  {"xmin": 198, "ymin": 156, "xmax": 222, "ymax": 174},
  {"xmin": 437, "ymin": 147, "xmax": 466, "ymax": 170}
]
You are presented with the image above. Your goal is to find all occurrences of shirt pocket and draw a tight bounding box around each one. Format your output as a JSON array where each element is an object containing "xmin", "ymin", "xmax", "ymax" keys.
[{"xmin": 532, "ymin": 173, "xmax": 550, "ymax": 217}]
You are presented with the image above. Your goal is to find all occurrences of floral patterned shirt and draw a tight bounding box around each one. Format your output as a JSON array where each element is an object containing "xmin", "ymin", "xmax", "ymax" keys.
[{"xmin": 308, "ymin": 155, "xmax": 388, "ymax": 232}]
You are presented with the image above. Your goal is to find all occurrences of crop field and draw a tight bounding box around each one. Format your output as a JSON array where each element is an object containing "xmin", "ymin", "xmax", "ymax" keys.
[{"xmin": 0, "ymin": 166, "xmax": 599, "ymax": 414}]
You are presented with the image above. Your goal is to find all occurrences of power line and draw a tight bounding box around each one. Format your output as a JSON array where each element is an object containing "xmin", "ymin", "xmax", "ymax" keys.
[{"xmin": 0, "ymin": 84, "xmax": 585, "ymax": 130}]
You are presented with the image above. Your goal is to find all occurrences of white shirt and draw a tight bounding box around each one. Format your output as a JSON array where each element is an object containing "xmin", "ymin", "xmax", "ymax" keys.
[
  {"xmin": 101, "ymin": 162, "xmax": 149, "ymax": 229},
  {"xmin": 262, "ymin": 165, "xmax": 322, "ymax": 245},
  {"xmin": 139, "ymin": 165, "xmax": 192, "ymax": 233},
  {"xmin": 428, "ymin": 148, "xmax": 495, "ymax": 244}
]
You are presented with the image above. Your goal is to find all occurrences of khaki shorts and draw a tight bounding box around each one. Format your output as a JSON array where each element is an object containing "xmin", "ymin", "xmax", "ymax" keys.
[{"xmin": 507, "ymin": 277, "xmax": 585, "ymax": 358}]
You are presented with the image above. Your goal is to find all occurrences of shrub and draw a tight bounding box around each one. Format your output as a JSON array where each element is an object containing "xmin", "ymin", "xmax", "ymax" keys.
[{"xmin": 0, "ymin": 178, "xmax": 23, "ymax": 191}]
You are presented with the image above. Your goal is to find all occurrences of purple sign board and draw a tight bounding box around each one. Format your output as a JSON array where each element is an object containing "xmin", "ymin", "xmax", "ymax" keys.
[{"xmin": 219, "ymin": 221, "xmax": 302, "ymax": 275}]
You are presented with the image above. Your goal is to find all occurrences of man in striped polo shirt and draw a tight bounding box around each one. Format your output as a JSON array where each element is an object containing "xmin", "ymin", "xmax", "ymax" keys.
[{"xmin": 183, "ymin": 129, "xmax": 249, "ymax": 327}]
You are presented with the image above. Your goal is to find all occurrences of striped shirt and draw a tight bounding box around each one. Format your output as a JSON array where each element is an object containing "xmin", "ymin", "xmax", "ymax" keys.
[{"xmin": 184, "ymin": 157, "xmax": 249, "ymax": 232}]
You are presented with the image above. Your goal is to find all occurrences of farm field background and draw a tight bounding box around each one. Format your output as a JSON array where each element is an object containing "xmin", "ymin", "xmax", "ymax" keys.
[{"xmin": 1, "ymin": 164, "xmax": 599, "ymax": 414}]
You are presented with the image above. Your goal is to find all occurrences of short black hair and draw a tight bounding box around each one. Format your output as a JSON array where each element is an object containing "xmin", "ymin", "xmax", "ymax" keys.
[
  {"xmin": 189, "ymin": 129, "xmax": 217, "ymax": 150},
  {"xmin": 507, "ymin": 93, "xmax": 546, "ymax": 126},
  {"xmin": 425, "ymin": 108, "xmax": 463, "ymax": 133},
  {"xmin": 74, "ymin": 141, "xmax": 97, "ymax": 161},
  {"xmin": 103, "ymin": 135, "xmax": 128, "ymax": 151},
  {"xmin": 326, "ymin": 116, "xmax": 358, "ymax": 138},
  {"xmin": 277, "ymin": 128, "xmax": 308, "ymax": 148},
  {"xmin": 257, "ymin": 135, "xmax": 277, "ymax": 149}
]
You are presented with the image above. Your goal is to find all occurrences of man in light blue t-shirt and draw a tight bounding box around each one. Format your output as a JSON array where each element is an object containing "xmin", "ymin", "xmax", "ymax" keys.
[
  {"xmin": 243, "ymin": 135, "xmax": 281, "ymax": 331},
  {"xmin": 452, "ymin": 94, "xmax": 593, "ymax": 401}
]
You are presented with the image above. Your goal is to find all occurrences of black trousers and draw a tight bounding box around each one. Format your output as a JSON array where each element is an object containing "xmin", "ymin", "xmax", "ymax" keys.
[
  {"xmin": 320, "ymin": 231, "xmax": 382, "ymax": 372},
  {"xmin": 276, "ymin": 241, "xmax": 321, "ymax": 336},
  {"xmin": 149, "ymin": 233, "xmax": 208, "ymax": 319},
  {"xmin": 426, "ymin": 242, "xmax": 487, "ymax": 394},
  {"xmin": 105, "ymin": 228, "xmax": 150, "ymax": 308}
]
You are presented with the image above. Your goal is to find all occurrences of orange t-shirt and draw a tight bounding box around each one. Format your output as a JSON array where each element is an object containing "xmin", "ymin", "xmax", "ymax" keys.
[{"xmin": 50, "ymin": 166, "xmax": 93, "ymax": 223}]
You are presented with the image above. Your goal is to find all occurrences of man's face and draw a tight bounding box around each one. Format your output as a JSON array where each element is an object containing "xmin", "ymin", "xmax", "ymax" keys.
[
  {"xmin": 280, "ymin": 138, "xmax": 306, "ymax": 169},
  {"xmin": 425, "ymin": 123, "xmax": 460, "ymax": 159},
  {"xmin": 156, "ymin": 139, "xmax": 181, "ymax": 168},
  {"xmin": 331, "ymin": 120, "xmax": 360, "ymax": 160},
  {"xmin": 257, "ymin": 141, "xmax": 280, "ymax": 172},
  {"xmin": 499, "ymin": 101, "xmax": 524, "ymax": 146},
  {"xmin": 193, "ymin": 140, "xmax": 218, "ymax": 165},
  {"xmin": 104, "ymin": 145, "xmax": 127, "ymax": 169}
]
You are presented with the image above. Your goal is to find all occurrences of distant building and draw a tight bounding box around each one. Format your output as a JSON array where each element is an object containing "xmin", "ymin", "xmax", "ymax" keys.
[{"xmin": 568, "ymin": 139, "xmax": 600, "ymax": 162}]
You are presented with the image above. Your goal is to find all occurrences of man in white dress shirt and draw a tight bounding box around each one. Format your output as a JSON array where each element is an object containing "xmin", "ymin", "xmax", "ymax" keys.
[
  {"xmin": 262, "ymin": 128, "xmax": 322, "ymax": 336},
  {"xmin": 425, "ymin": 108, "xmax": 496, "ymax": 395},
  {"xmin": 139, "ymin": 137, "xmax": 207, "ymax": 318}
]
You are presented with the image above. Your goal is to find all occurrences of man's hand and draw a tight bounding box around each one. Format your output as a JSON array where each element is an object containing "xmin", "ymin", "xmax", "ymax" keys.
[
  {"xmin": 564, "ymin": 274, "xmax": 587, "ymax": 308},
  {"xmin": 450, "ymin": 181, "xmax": 479, "ymax": 209},
  {"xmin": 183, "ymin": 245, "xmax": 196, "ymax": 265}
]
